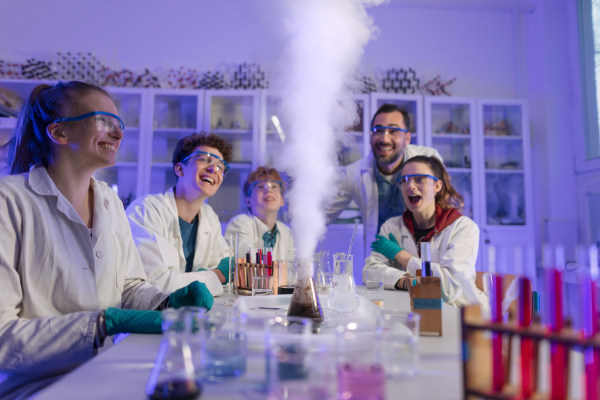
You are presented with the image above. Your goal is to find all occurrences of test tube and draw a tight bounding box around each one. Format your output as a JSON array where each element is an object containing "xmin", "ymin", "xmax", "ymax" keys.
[
  {"xmin": 420, "ymin": 242, "xmax": 431, "ymax": 277},
  {"xmin": 544, "ymin": 244, "xmax": 567, "ymax": 400},
  {"xmin": 516, "ymin": 246, "xmax": 534, "ymax": 398},
  {"xmin": 580, "ymin": 244, "xmax": 599, "ymax": 400},
  {"xmin": 267, "ymin": 248, "xmax": 273, "ymax": 268},
  {"xmin": 488, "ymin": 245, "xmax": 504, "ymax": 392},
  {"xmin": 246, "ymin": 245, "xmax": 252, "ymax": 264}
]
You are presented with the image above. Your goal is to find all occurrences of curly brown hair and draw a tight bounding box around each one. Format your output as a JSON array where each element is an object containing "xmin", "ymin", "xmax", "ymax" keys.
[
  {"xmin": 172, "ymin": 133, "xmax": 233, "ymax": 169},
  {"xmin": 402, "ymin": 155, "xmax": 464, "ymax": 213}
]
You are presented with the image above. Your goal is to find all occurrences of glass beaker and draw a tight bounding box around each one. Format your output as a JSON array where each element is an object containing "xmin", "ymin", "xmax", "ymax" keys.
[
  {"xmin": 145, "ymin": 309, "xmax": 201, "ymax": 400},
  {"xmin": 265, "ymin": 316, "xmax": 333, "ymax": 399},
  {"xmin": 202, "ymin": 311, "xmax": 247, "ymax": 381},
  {"xmin": 336, "ymin": 322, "xmax": 385, "ymax": 400},
  {"xmin": 328, "ymin": 253, "xmax": 359, "ymax": 314}
]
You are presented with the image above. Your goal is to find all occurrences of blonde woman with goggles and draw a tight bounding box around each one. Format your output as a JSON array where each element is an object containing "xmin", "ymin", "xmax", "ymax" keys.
[{"xmin": 0, "ymin": 82, "xmax": 213, "ymax": 399}]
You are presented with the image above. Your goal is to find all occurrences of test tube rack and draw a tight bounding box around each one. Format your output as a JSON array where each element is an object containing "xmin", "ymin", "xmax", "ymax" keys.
[
  {"xmin": 234, "ymin": 260, "xmax": 274, "ymax": 295},
  {"xmin": 461, "ymin": 303, "xmax": 600, "ymax": 400},
  {"xmin": 409, "ymin": 269, "xmax": 443, "ymax": 336}
]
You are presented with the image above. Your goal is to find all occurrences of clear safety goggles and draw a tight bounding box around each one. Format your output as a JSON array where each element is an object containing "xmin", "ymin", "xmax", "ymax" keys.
[
  {"xmin": 247, "ymin": 180, "xmax": 284, "ymax": 196},
  {"xmin": 397, "ymin": 174, "xmax": 439, "ymax": 187},
  {"xmin": 180, "ymin": 150, "xmax": 230, "ymax": 176},
  {"xmin": 54, "ymin": 111, "xmax": 125, "ymax": 133},
  {"xmin": 370, "ymin": 126, "xmax": 408, "ymax": 138}
]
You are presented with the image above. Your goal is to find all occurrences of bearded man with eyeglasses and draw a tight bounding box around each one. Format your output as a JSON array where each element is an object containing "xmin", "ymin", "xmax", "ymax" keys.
[{"xmin": 326, "ymin": 104, "xmax": 443, "ymax": 258}]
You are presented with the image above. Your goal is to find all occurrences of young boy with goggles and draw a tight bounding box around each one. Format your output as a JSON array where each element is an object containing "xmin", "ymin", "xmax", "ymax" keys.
[
  {"xmin": 225, "ymin": 166, "xmax": 296, "ymax": 262},
  {"xmin": 126, "ymin": 133, "xmax": 233, "ymax": 296}
]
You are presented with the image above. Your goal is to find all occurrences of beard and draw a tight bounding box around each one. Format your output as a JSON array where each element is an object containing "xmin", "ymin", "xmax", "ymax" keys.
[{"xmin": 372, "ymin": 145, "xmax": 402, "ymax": 166}]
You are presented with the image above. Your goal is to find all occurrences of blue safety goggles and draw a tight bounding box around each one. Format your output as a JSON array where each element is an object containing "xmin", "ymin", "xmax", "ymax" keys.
[
  {"xmin": 370, "ymin": 126, "xmax": 408, "ymax": 137},
  {"xmin": 246, "ymin": 180, "xmax": 284, "ymax": 197},
  {"xmin": 180, "ymin": 150, "xmax": 230, "ymax": 176},
  {"xmin": 54, "ymin": 111, "xmax": 125, "ymax": 133},
  {"xmin": 397, "ymin": 174, "xmax": 439, "ymax": 186}
]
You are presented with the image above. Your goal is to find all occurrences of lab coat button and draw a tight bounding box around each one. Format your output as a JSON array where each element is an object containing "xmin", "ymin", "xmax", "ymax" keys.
[
  {"xmin": 96, "ymin": 250, "xmax": 104, "ymax": 258},
  {"xmin": 104, "ymin": 199, "xmax": 110, "ymax": 209}
]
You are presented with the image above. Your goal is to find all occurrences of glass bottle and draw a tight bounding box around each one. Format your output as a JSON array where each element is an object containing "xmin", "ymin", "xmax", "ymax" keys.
[
  {"xmin": 146, "ymin": 309, "xmax": 201, "ymax": 400},
  {"xmin": 287, "ymin": 258, "xmax": 324, "ymax": 324}
]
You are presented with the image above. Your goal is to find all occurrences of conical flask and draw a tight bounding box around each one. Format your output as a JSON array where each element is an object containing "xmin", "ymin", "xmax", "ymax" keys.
[
  {"xmin": 328, "ymin": 253, "xmax": 359, "ymax": 313},
  {"xmin": 146, "ymin": 309, "xmax": 201, "ymax": 400},
  {"xmin": 287, "ymin": 258, "xmax": 324, "ymax": 323}
]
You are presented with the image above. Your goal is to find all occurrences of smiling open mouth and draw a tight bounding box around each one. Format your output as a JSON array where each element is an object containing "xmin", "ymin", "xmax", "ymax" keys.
[
  {"xmin": 99, "ymin": 143, "xmax": 117, "ymax": 152},
  {"xmin": 200, "ymin": 176, "xmax": 215, "ymax": 185},
  {"xmin": 408, "ymin": 195, "xmax": 421, "ymax": 204}
]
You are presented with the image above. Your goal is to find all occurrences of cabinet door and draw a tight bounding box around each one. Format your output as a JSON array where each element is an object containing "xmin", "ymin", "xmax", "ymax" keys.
[
  {"xmin": 0, "ymin": 117, "xmax": 15, "ymax": 177},
  {"xmin": 424, "ymin": 96, "xmax": 477, "ymax": 219},
  {"xmin": 203, "ymin": 90, "xmax": 259, "ymax": 223},
  {"xmin": 476, "ymin": 99, "xmax": 534, "ymax": 270},
  {"xmin": 339, "ymin": 94, "xmax": 371, "ymax": 167},
  {"xmin": 93, "ymin": 88, "xmax": 146, "ymax": 207},
  {"xmin": 146, "ymin": 90, "xmax": 202, "ymax": 196},
  {"xmin": 369, "ymin": 93, "xmax": 424, "ymax": 146},
  {"xmin": 0, "ymin": 79, "xmax": 53, "ymax": 177}
]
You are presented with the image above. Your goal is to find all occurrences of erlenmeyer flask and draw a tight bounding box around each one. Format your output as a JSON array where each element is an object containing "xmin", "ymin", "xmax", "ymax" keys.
[
  {"xmin": 328, "ymin": 253, "xmax": 359, "ymax": 313},
  {"xmin": 287, "ymin": 258, "xmax": 325, "ymax": 324},
  {"xmin": 146, "ymin": 309, "xmax": 201, "ymax": 400}
]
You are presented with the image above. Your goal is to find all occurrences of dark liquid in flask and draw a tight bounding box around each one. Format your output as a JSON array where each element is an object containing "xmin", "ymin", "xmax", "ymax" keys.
[
  {"xmin": 278, "ymin": 285, "xmax": 295, "ymax": 295},
  {"xmin": 149, "ymin": 379, "xmax": 202, "ymax": 400}
]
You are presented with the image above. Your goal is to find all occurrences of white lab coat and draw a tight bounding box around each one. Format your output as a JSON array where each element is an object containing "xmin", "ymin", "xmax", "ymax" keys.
[
  {"xmin": 126, "ymin": 188, "xmax": 228, "ymax": 296},
  {"xmin": 363, "ymin": 214, "xmax": 488, "ymax": 313},
  {"xmin": 326, "ymin": 145, "xmax": 442, "ymax": 257},
  {"xmin": 224, "ymin": 214, "xmax": 296, "ymax": 262},
  {"xmin": 0, "ymin": 166, "xmax": 168, "ymax": 399}
]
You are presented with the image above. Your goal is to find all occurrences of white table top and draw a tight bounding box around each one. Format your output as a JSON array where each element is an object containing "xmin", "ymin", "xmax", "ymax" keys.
[{"xmin": 37, "ymin": 290, "xmax": 462, "ymax": 400}]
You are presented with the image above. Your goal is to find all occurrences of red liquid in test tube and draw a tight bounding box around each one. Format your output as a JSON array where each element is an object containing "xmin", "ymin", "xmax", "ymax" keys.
[
  {"xmin": 516, "ymin": 246, "xmax": 534, "ymax": 398},
  {"xmin": 544, "ymin": 245, "xmax": 567, "ymax": 400},
  {"xmin": 488, "ymin": 246, "xmax": 504, "ymax": 392},
  {"xmin": 581, "ymin": 245, "xmax": 599, "ymax": 400}
]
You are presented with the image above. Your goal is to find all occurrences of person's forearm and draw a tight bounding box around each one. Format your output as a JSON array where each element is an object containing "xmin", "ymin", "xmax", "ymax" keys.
[
  {"xmin": 394, "ymin": 250, "xmax": 412, "ymax": 269},
  {"xmin": 213, "ymin": 269, "xmax": 226, "ymax": 284}
]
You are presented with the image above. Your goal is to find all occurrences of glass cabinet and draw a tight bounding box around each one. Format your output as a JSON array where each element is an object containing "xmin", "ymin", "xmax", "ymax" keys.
[
  {"xmin": 146, "ymin": 90, "xmax": 201, "ymax": 198},
  {"xmin": 424, "ymin": 97, "xmax": 477, "ymax": 219},
  {"xmin": 476, "ymin": 99, "xmax": 533, "ymax": 269},
  {"xmin": 203, "ymin": 90, "xmax": 259, "ymax": 223}
]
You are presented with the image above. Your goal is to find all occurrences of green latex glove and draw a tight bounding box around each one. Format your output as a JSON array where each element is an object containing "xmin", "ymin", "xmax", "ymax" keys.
[
  {"xmin": 216, "ymin": 257, "xmax": 230, "ymax": 284},
  {"xmin": 104, "ymin": 308, "xmax": 162, "ymax": 335},
  {"xmin": 168, "ymin": 281, "xmax": 214, "ymax": 311},
  {"xmin": 370, "ymin": 233, "xmax": 403, "ymax": 261}
]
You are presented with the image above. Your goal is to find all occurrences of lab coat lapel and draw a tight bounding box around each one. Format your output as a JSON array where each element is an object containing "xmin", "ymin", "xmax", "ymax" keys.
[
  {"xmin": 360, "ymin": 156, "xmax": 377, "ymax": 250},
  {"xmin": 165, "ymin": 188, "xmax": 188, "ymax": 270},
  {"xmin": 29, "ymin": 166, "xmax": 88, "ymax": 228},
  {"xmin": 193, "ymin": 203, "xmax": 209, "ymax": 268}
]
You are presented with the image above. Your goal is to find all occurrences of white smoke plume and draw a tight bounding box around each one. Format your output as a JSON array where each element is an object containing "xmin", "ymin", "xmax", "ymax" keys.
[{"xmin": 274, "ymin": 0, "xmax": 385, "ymax": 262}]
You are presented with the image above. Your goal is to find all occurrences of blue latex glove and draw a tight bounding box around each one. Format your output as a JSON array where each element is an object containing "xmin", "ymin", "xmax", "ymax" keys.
[
  {"xmin": 169, "ymin": 281, "xmax": 214, "ymax": 311},
  {"xmin": 104, "ymin": 308, "xmax": 162, "ymax": 335},
  {"xmin": 216, "ymin": 257, "xmax": 230, "ymax": 284},
  {"xmin": 370, "ymin": 233, "xmax": 403, "ymax": 261}
]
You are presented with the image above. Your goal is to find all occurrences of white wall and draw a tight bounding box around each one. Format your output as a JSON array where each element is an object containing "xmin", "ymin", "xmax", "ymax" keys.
[
  {"xmin": 1, "ymin": 0, "xmax": 518, "ymax": 97},
  {"xmin": 0, "ymin": 0, "xmax": 584, "ymax": 258}
]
